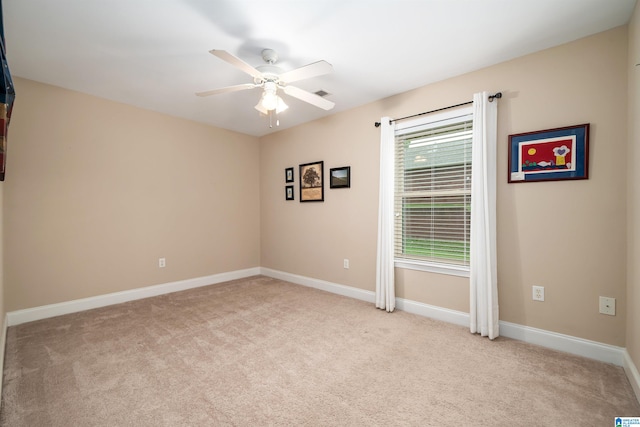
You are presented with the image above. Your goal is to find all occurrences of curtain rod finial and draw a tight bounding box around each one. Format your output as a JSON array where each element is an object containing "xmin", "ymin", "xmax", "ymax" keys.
[
  {"xmin": 489, "ymin": 92, "xmax": 502, "ymax": 102},
  {"xmin": 375, "ymin": 122, "xmax": 381, "ymax": 128}
]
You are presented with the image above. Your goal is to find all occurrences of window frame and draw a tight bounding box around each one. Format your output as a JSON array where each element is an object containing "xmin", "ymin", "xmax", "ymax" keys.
[{"xmin": 393, "ymin": 107, "xmax": 474, "ymax": 277}]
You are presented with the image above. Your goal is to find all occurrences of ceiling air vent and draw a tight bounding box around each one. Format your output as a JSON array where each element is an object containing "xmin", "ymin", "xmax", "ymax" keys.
[{"xmin": 314, "ymin": 90, "xmax": 330, "ymax": 97}]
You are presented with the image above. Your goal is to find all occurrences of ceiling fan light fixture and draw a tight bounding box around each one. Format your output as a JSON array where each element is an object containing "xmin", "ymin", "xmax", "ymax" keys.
[
  {"xmin": 254, "ymin": 94, "xmax": 288, "ymax": 114},
  {"xmin": 256, "ymin": 82, "xmax": 289, "ymax": 114},
  {"xmin": 261, "ymin": 89, "xmax": 279, "ymax": 110},
  {"xmin": 275, "ymin": 96, "xmax": 288, "ymax": 113},
  {"xmin": 254, "ymin": 101, "xmax": 268, "ymax": 115}
]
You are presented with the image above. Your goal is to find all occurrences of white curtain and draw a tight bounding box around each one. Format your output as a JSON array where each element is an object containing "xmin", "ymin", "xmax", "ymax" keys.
[
  {"xmin": 376, "ymin": 117, "xmax": 396, "ymax": 312},
  {"xmin": 470, "ymin": 92, "xmax": 499, "ymax": 339}
]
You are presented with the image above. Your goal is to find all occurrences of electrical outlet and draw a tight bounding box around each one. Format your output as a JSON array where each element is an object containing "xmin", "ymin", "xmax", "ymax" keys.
[
  {"xmin": 159, "ymin": 258, "xmax": 166, "ymax": 268},
  {"xmin": 532, "ymin": 286, "xmax": 544, "ymax": 301},
  {"xmin": 599, "ymin": 296, "xmax": 615, "ymax": 316},
  {"xmin": 343, "ymin": 259, "xmax": 349, "ymax": 269}
]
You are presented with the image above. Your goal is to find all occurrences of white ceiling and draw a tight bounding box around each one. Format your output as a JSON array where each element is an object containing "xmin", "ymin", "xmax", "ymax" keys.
[{"xmin": 4, "ymin": 0, "xmax": 637, "ymax": 137}]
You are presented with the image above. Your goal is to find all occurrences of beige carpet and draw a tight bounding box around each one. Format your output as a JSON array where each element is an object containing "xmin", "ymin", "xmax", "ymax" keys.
[{"xmin": 1, "ymin": 275, "xmax": 639, "ymax": 426}]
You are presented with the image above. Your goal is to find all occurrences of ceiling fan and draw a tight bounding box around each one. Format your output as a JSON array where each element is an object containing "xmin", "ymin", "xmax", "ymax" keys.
[{"xmin": 196, "ymin": 49, "xmax": 335, "ymax": 116}]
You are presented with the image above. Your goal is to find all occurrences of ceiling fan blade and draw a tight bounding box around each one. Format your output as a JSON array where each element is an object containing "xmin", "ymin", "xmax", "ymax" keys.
[
  {"xmin": 283, "ymin": 85, "xmax": 335, "ymax": 110},
  {"xmin": 279, "ymin": 60, "xmax": 333, "ymax": 84},
  {"xmin": 209, "ymin": 49, "xmax": 263, "ymax": 80},
  {"xmin": 196, "ymin": 83, "xmax": 257, "ymax": 97}
]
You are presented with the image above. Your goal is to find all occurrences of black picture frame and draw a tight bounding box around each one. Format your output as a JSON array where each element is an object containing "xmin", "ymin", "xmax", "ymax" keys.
[
  {"xmin": 508, "ymin": 123, "xmax": 589, "ymax": 183},
  {"xmin": 285, "ymin": 167, "xmax": 294, "ymax": 183},
  {"xmin": 330, "ymin": 166, "xmax": 351, "ymax": 189},
  {"xmin": 299, "ymin": 160, "xmax": 324, "ymax": 202},
  {"xmin": 285, "ymin": 185, "xmax": 294, "ymax": 200}
]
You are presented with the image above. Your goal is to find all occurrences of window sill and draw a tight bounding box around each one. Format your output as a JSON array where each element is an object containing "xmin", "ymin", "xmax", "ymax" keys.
[{"xmin": 394, "ymin": 259, "xmax": 470, "ymax": 278}]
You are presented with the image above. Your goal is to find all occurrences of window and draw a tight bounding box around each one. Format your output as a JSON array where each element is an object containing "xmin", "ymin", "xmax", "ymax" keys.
[{"xmin": 394, "ymin": 108, "xmax": 473, "ymax": 276}]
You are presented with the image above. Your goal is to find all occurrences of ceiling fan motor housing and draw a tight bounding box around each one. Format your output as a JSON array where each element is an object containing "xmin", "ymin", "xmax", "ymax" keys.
[
  {"xmin": 256, "ymin": 50, "xmax": 283, "ymax": 85},
  {"xmin": 261, "ymin": 49, "xmax": 278, "ymax": 64},
  {"xmin": 254, "ymin": 65, "xmax": 283, "ymax": 85}
]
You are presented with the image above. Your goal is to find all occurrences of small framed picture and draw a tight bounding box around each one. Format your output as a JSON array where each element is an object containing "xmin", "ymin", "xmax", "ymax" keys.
[
  {"xmin": 285, "ymin": 167, "xmax": 294, "ymax": 183},
  {"xmin": 285, "ymin": 185, "xmax": 294, "ymax": 200},
  {"xmin": 330, "ymin": 166, "xmax": 351, "ymax": 189},
  {"xmin": 299, "ymin": 160, "xmax": 324, "ymax": 202},
  {"xmin": 508, "ymin": 124, "xmax": 589, "ymax": 183}
]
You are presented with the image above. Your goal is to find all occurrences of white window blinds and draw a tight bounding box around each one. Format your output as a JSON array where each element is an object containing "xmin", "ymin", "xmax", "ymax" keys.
[{"xmin": 394, "ymin": 111, "xmax": 473, "ymax": 268}]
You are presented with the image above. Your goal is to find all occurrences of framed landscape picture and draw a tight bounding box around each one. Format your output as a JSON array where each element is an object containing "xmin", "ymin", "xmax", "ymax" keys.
[
  {"xmin": 299, "ymin": 160, "xmax": 324, "ymax": 202},
  {"xmin": 508, "ymin": 123, "xmax": 589, "ymax": 183},
  {"xmin": 330, "ymin": 166, "xmax": 350, "ymax": 188}
]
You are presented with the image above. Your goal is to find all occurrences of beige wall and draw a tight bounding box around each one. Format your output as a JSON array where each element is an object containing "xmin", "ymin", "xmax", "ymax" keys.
[
  {"xmin": 627, "ymin": 3, "xmax": 640, "ymax": 376},
  {"xmin": 261, "ymin": 26, "xmax": 629, "ymax": 346},
  {"xmin": 4, "ymin": 78, "xmax": 261, "ymax": 311},
  {"xmin": 2, "ymin": 26, "xmax": 632, "ymax": 349}
]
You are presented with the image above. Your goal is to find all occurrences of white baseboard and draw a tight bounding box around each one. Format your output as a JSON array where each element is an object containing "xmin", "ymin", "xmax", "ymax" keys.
[
  {"xmin": 6, "ymin": 267, "xmax": 261, "ymax": 326},
  {"xmin": 499, "ymin": 321, "xmax": 625, "ymax": 366},
  {"xmin": 395, "ymin": 297, "xmax": 469, "ymax": 328},
  {"xmin": 260, "ymin": 268, "xmax": 376, "ymax": 304},
  {"xmin": 393, "ymin": 299, "xmax": 627, "ymax": 368},
  {"xmin": 623, "ymin": 349, "xmax": 640, "ymax": 403}
]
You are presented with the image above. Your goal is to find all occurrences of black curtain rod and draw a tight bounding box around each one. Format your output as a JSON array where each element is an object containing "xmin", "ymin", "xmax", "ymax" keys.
[{"xmin": 374, "ymin": 92, "xmax": 502, "ymax": 128}]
